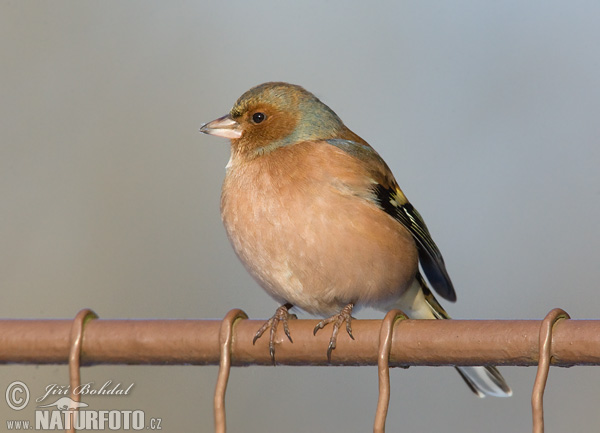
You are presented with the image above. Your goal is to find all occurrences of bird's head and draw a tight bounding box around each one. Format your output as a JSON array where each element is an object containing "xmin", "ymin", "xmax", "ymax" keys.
[{"xmin": 200, "ymin": 82, "xmax": 347, "ymax": 157}]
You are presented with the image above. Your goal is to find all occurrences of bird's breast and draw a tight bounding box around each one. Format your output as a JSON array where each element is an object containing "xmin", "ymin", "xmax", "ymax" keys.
[{"xmin": 220, "ymin": 146, "xmax": 418, "ymax": 316}]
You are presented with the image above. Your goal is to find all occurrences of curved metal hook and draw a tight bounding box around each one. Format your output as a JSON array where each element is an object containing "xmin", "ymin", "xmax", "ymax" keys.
[
  {"xmin": 67, "ymin": 308, "xmax": 98, "ymax": 433},
  {"xmin": 532, "ymin": 308, "xmax": 570, "ymax": 433},
  {"xmin": 374, "ymin": 309, "xmax": 408, "ymax": 433},
  {"xmin": 214, "ymin": 309, "xmax": 248, "ymax": 433}
]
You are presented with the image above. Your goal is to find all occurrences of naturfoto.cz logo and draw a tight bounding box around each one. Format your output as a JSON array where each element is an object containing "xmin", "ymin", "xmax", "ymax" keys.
[{"xmin": 5, "ymin": 381, "xmax": 162, "ymax": 431}]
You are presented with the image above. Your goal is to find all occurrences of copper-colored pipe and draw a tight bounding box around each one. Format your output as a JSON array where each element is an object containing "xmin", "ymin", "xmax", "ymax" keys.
[{"xmin": 0, "ymin": 318, "xmax": 598, "ymax": 366}]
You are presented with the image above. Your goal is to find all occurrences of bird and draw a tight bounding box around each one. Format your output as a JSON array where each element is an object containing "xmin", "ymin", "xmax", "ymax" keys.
[{"xmin": 199, "ymin": 81, "xmax": 511, "ymax": 397}]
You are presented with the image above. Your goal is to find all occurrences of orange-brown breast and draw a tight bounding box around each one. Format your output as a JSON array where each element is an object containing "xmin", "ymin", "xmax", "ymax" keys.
[{"xmin": 221, "ymin": 141, "xmax": 418, "ymax": 316}]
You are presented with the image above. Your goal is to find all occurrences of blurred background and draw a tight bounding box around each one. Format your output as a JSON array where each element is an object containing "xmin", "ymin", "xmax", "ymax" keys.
[{"xmin": 1, "ymin": 1, "xmax": 599, "ymax": 431}]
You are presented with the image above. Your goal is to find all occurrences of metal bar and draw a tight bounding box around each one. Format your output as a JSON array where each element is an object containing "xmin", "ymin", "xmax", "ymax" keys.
[{"xmin": 0, "ymin": 318, "xmax": 598, "ymax": 366}]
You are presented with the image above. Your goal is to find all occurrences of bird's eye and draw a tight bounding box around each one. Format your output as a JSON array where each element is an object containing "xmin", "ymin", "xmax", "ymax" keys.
[{"xmin": 252, "ymin": 112, "xmax": 266, "ymax": 124}]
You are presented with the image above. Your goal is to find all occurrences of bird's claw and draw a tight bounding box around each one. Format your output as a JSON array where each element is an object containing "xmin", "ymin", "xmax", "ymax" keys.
[
  {"xmin": 313, "ymin": 303, "xmax": 355, "ymax": 363},
  {"xmin": 253, "ymin": 303, "xmax": 296, "ymax": 364}
]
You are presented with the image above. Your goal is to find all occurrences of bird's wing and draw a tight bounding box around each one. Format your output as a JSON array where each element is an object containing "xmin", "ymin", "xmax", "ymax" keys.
[{"xmin": 325, "ymin": 139, "xmax": 456, "ymax": 302}]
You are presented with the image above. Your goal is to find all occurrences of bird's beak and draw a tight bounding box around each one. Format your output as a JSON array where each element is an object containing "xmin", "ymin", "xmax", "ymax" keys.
[{"xmin": 199, "ymin": 115, "xmax": 242, "ymax": 139}]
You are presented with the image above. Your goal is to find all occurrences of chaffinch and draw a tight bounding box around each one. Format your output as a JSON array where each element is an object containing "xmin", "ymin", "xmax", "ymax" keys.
[{"xmin": 200, "ymin": 82, "xmax": 511, "ymax": 397}]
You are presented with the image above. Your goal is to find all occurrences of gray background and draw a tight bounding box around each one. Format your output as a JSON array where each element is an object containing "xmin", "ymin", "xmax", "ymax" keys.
[{"xmin": 2, "ymin": 1, "xmax": 599, "ymax": 431}]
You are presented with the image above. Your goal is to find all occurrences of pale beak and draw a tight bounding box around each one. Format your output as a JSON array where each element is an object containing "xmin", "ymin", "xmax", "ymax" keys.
[{"xmin": 199, "ymin": 114, "xmax": 242, "ymax": 139}]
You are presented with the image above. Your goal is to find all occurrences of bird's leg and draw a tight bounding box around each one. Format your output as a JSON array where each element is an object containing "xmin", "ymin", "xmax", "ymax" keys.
[
  {"xmin": 313, "ymin": 303, "xmax": 355, "ymax": 362},
  {"xmin": 253, "ymin": 303, "xmax": 296, "ymax": 364}
]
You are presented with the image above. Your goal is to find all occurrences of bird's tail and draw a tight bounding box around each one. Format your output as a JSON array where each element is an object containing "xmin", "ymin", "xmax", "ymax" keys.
[{"xmin": 396, "ymin": 274, "xmax": 512, "ymax": 398}]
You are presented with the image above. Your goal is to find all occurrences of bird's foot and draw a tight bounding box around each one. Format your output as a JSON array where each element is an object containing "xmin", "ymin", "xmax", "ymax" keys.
[
  {"xmin": 313, "ymin": 303, "xmax": 355, "ymax": 363},
  {"xmin": 253, "ymin": 303, "xmax": 296, "ymax": 364}
]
